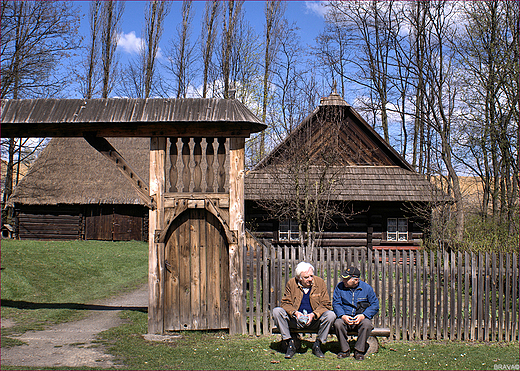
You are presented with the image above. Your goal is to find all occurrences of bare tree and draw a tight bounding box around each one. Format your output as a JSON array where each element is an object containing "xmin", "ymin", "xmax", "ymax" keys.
[
  {"xmin": 101, "ymin": 0, "xmax": 124, "ymax": 98},
  {"xmin": 454, "ymin": 1, "xmax": 519, "ymax": 237},
  {"xmin": 80, "ymin": 0, "xmax": 102, "ymax": 99},
  {"xmin": 0, "ymin": 1, "xmax": 80, "ymax": 99},
  {"xmin": 314, "ymin": 12, "xmax": 353, "ymax": 99},
  {"xmin": 0, "ymin": 1, "xmax": 80, "ymax": 224},
  {"xmin": 200, "ymin": 0, "xmax": 220, "ymax": 98},
  {"xmin": 325, "ymin": 1, "xmax": 396, "ymax": 142},
  {"xmin": 221, "ymin": 0, "xmax": 243, "ymax": 99},
  {"xmin": 419, "ymin": 1, "xmax": 464, "ymax": 242},
  {"xmin": 255, "ymin": 107, "xmax": 356, "ymax": 261},
  {"xmin": 143, "ymin": 0, "xmax": 170, "ymax": 98},
  {"xmin": 257, "ymin": 1, "xmax": 286, "ymax": 158},
  {"xmin": 164, "ymin": 0, "xmax": 195, "ymax": 98},
  {"xmin": 118, "ymin": 0, "xmax": 171, "ymax": 98}
]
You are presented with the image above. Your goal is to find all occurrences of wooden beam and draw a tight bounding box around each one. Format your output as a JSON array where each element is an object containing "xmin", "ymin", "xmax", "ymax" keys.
[
  {"xmin": 148, "ymin": 137, "xmax": 166, "ymax": 334},
  {"xmin": 228, "ymin": 138, "xmax": 246, "ymax": 335},
  {"xmin": 3, "ymin": 122, "xmax": 265, "ymax": 138},
  {"xmin": 84, "ymin": 135, "xmax": 155, "ymax": 209}
]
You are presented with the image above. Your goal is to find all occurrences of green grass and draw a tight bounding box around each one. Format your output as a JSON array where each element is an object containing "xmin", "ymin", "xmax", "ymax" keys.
[
  {"xmin": 1, "ymin": 239, "xmax": 148, "ymax": 344},
  {"xmin": 1, "ymin": 239, "xmax": 519, "ymax": 370},
  {"xmin": 97, "ymin": 310, "xmax": 519, "ymax": 370}
]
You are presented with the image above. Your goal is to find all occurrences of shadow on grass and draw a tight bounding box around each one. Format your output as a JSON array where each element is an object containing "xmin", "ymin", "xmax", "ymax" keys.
[
  {"xmin": 1, "ymin": 300, "xmax": 147, "ymax": 313},
  {"xmin": 269, "ymin": 337, "xmax": 342, "ymax": 357}
]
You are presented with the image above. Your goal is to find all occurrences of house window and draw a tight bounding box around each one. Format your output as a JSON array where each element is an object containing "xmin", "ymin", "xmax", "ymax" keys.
[
  {"xmin": 279, "ymin": 219, "xmax": 299, "ymax": 241},
  {"xmin": 387, "ymin": 218, "xmax": 408, "ymax": 241}
]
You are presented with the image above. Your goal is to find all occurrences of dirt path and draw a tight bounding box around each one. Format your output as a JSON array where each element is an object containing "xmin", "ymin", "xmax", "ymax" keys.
[{"xmin": 1, "ymin": 284, "xmax": 148, "ymax": 369}]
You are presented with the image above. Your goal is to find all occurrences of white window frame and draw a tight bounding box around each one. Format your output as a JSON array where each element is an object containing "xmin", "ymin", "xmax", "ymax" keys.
[
  {"xmin": 387, "ymin": 218, "xmax": 408, "ymax": 241},
  {"xmin": 279, "ymin": 219, "xmax": 299, "ymax": 241}
]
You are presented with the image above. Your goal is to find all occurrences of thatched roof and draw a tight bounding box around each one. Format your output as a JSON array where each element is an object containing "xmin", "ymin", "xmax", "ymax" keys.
[
  {"xmin": 7, "ymin": 137, "xmax": 149, "ymax": 206},
  {"xmin": 246, "ymin": 166, "xmax": 442, "ymax": 202},
  {"xmin": 1, "ymin": 98, "xmax": 266, "ymax": 138}
]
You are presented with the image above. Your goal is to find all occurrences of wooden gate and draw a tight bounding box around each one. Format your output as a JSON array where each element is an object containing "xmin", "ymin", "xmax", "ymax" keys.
[{"xmin": 163, "ymin": 208, "xmax": 230, "ymax": 331}]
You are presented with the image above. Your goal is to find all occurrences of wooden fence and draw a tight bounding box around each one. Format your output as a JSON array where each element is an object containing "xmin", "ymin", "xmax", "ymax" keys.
[{"xmin": 244, "ymin": 236, "xmax": 519, "ymax": 342}]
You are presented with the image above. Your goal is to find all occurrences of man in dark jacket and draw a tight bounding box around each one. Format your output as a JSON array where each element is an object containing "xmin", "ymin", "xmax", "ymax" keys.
[
  {"xmin": 272, "ymin": 261, "xmax": 335, "ymax": 359},
  {"xmin": 332, "ymin": 266, "xmax": 379, "ymax": 361}
]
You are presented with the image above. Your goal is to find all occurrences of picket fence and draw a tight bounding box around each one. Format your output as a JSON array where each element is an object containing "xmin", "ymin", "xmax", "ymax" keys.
[{"xmin": 244, "ymin": 236, "xmax": 519, "ymax": 342}]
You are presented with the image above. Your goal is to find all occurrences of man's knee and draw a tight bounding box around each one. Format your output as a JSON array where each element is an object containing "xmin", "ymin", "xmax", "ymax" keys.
[
  {"xmin": 272, "ymin": 307, "xmax": 287, "ymax": 320},
  {"xmin": 320, "ymin": 310, "xmax": 336, "ymax": 324},
  {"xmin": 359, "ymin": 318, "xmax": 373, "ymax": 331},
  {"xmin": 334, "ymin": 317, "xmax": 344, "ymax": 328}
]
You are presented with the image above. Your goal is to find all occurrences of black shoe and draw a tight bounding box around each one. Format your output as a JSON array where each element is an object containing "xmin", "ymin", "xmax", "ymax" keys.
[
  {"xmin": 354, "ymin": 350, "xmax": 365, "ymax": 361},
  {"xmin": 285, "ymin": 339, "xmax": 296, "ymax": 359},
  {"xmin": 312, "ymin": 340, "xmax": 325, "ymax": 358},
  {"xmin": 337, "ymin": 350, "xmax": 350, "ymax": 359}
]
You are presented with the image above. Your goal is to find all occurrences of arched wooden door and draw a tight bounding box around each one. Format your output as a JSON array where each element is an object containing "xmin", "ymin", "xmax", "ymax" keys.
[{"xmin": 164, "ymin": 208, "xmax": 230, "ymax": 331}]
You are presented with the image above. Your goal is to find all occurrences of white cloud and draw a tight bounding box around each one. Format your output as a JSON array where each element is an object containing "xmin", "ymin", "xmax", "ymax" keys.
[
  {"xmin": 117, "ymin": 31, "xmax": 164, "ymax": 59},
  {"xmin": 117, "ymin": 31, "xmax": 142, "ymax": 54},
  {"xmin": 304, "ymin": 1, "xmax": 328, "ymax": 18}
]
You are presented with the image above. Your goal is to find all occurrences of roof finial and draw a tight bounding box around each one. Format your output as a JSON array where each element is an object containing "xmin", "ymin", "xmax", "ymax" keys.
[{"xmin": 332, "ymin": 79, "xmax": 337, "ymax": 94}]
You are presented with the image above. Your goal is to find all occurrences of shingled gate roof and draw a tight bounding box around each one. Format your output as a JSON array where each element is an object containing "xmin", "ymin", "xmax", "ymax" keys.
[{"xmin": 1, "ymin": 97, "xmax": 265, "ymax": 137}]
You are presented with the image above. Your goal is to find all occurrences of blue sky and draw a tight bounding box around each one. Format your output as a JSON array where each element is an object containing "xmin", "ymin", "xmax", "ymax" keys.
[{"xmin": 78, "ymin": 1, "xmax": 328, "ymax": 68}]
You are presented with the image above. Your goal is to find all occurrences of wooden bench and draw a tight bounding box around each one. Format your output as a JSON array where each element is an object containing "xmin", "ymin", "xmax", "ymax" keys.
[{"xmin": 272, "ymin": 326, "xmax": 390, "ymax": 354}]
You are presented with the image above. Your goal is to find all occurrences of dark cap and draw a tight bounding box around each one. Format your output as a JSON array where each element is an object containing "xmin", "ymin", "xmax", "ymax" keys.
[{"xmin": 341, "ymin": 267, "xmax": 360, "ymax": 279}]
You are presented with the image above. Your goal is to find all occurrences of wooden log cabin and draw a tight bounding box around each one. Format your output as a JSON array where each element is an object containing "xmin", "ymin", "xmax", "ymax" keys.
[{"xmin": 245, "ymin": 90, "xmax": 443, "ymax": 251}]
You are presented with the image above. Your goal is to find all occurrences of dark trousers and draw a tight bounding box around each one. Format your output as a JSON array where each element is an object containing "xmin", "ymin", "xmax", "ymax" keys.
[
  {"xmin": 334, "ymin": 317, "xmax": 373, "ymax": 353},
  {"xmin": 272, "ymin": 307, "xmax": 336, "ymax": 344}
]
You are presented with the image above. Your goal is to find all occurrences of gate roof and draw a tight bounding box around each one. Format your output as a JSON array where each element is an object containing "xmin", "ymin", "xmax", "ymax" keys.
[{"xmin": 1, "ymin": 98, "xmax": 265, "ymax": 138}]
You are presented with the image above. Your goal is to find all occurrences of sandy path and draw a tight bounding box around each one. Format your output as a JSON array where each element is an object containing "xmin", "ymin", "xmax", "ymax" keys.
[{"xmin": 1, "ymin": 284, "xmax": 148, "ymax": 369}]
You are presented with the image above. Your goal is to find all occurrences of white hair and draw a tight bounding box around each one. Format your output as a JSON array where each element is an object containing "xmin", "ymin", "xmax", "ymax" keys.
[{"xmin": 295, "ymin": 261, "xmax": 314, "ymax": 278}]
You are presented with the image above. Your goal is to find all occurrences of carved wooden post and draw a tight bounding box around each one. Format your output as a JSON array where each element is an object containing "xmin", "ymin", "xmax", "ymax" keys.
[
  {"xmin": 149, "ymin": 137, "xmax": 166, "ymax": 334},
  {"xmin": 228, "ymin": 137, "xmax": 246, "ymax": 334}
]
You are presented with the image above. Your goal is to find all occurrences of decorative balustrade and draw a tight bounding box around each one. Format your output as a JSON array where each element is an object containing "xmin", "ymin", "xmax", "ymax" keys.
[{"xmin": 168, "ymin": 137, "xmax": 229, "ymax": 194}]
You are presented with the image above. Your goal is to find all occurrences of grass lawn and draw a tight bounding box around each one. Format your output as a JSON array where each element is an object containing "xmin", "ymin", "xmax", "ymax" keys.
[
  {"xmin": 1, "ymin": 239, "xmax": 148, "ymax": 345},
  {"xmin": 1, "ymin": 240, "xmax": 519, "ymax": 370},
  {"xmin": 98, "ymin": 309, "xmax": 519, "ymax": 370}
]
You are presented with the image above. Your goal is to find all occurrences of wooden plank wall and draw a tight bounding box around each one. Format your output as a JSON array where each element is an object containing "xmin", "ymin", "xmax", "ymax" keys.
[
  {"xmin": 244, "ymin": 239, "xmax": 519, "ymax": 342},
  {"xmin": 16, "ymin": 211, "xmax": 81, "ymax": 240}
]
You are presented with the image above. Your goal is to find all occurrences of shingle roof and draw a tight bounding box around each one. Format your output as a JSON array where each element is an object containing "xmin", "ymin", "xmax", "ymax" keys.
[
  {"xmin": 245, "ymin": 166, "xmax": 442, "ymax": 202},
  {"xmin": 1, "ymin": 98, "xmax": 265, "ymax": 137}
]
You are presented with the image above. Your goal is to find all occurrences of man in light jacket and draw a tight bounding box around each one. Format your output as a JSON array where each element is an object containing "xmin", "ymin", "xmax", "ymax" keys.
[
  {"xmin": 332, "ymin": 266, "xmax": 379, "ymax": 361},
  {"xmin": 272, "ymin": 261, "xmax": 335, "ymax": 359}
]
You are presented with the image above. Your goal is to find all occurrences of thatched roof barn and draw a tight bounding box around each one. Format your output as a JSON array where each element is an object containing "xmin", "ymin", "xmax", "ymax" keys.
[
  {"xmin": 8, "ymin": 137, "xmax": 149, "ymax": 206},
  {"xmin": 7, "ymin": 137, "xmax": 150, "ymax": 240}
]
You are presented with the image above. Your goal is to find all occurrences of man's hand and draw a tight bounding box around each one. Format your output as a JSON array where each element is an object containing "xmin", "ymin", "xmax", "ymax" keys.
[
  {"xmin": 342, "ymin": 315, "xmax": 354, "ymax": 325},
  {"xmin": 352, "ymin": 314, "xmax": 365, "ymax": 325},
  {"xmin": 342, "ymin": 314, "xmax": 365, "ymax": 325},
  {"xmin": 305, "ymin": 312, "xmax": 315, "ymax": 325}
]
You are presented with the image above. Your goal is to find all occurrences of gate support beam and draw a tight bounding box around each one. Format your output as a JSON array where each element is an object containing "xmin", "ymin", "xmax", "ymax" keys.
[
  {"xmin": 229, "ymin": 138, "xmax": 246, "ymax": 335},
  {"xmin": 148, "ymin": 137, "xmax": 166, "ymax": 334}
]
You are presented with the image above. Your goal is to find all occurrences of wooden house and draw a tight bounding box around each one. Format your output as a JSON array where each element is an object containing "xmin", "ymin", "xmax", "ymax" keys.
[
  {"xmin": 245, "ymin": 90, "xmax": 441, "ymax": 251},
  {"xmin": 6, "ymin": 137, "xmax": 150, "ymax": 241}
]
